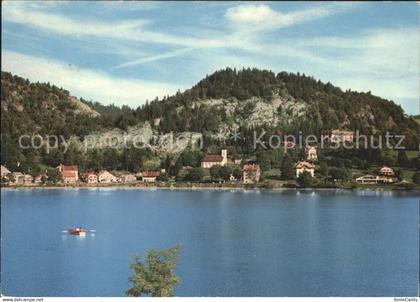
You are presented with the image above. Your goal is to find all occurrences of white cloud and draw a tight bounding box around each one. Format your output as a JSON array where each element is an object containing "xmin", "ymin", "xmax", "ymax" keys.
[
  {"xmin": 114, "ymin": 47, "xmax": 197, "ymax": 69},
  {"xmin": 1, "ymin": 50, "xmax": 184, "ymax": 107},
  {"xmin": 2, "ymin": 2, "xmax": 225, "ymax": 48},
  {"xmin": 225, "ymin": 3, "xmax": 350, "ymax": 32}
]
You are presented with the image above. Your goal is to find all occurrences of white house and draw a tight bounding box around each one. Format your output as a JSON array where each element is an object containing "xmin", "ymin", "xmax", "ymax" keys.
[
  {"xmin": 84, "ymin": 172, "xmax": 98, "ymax": 184},
  {"xmin": 306, "ymin": 146, "xmax": 317, "ymax": 161},
  {"xmin": 57, "ymin": 164, "xmax": 79, "ymax": 183},
  {"xmin": 356, "ymin": 174, "xmax": 394, "ymax": 184},
  {"xmin": 121, "ymin": 174, "xmax": 137, "ymax": 183},
  {"xmin": 379, "ymin": 166, "xmax": 395, "ymax": 176},
  {"xmin": 201, "ymin": 149, "xmax": 227, "ymax": 168},
  {"xmin": 243, "ymin": 164, "xmax": 261, "ymax": 184},
  {"xmin": 12, "ymin": 172, "xmax": 33, "ymax": 185},
  {"xmin": 98, "ymin": 170, "xmax": 118, "ymax": 183},
  {"xmin": 141, "ymin": 171, "xmax": 160, "ymax": 183},
  {"xmin": 1, "ymin": 165, "xmax": 11, "ymax": 178},
  {"xmin": 296, "ymin": 161, "xmax": 315, "ymax": 178}
]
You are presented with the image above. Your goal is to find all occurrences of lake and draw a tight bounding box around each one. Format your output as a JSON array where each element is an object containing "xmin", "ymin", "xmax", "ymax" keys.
[{"xmin": 1, "ymin": 188, "xmax": 418, "ymax": 297}]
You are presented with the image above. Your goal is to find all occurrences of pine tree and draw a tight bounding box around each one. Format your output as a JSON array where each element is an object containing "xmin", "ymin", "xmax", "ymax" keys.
[{"xmin": 280, "ymin": 154, "xmax": 295, "ymax": 180}]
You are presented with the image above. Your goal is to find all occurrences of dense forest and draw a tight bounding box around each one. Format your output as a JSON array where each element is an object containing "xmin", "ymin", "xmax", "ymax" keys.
[{"xmin": 1, "ymin": 69, "xmax": 419, "ymax": 177}]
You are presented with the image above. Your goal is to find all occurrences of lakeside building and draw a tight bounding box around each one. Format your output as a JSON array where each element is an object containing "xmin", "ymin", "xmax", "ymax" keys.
[
  {"xmin": 379, "ymin": 166, "xmax": 395, "ymax": 176},
  {"xmin": 1, "ymin": 165, "xmax": 11, "ymax": 178},
  {"xmin": 306, "ymin": 145, "xmax": 317, "ymax": 161},
  {"xmin": 57, "ymin": 164, "xmax": 79, "ymax": 183},
  {"xmin": 201, "ymin": 149, "xmax": 228, "ymax": 168},
  {"xmin": 120, "ymin": 174, "xmax": 137, "ymax": 183},
  {"xmin": 356, "ymin": 174, "xmax": 394, "ymax": 184},
  {"xmin": 98, "ymin": 170, "xmax": 118, "ymax": 183},
  {"xmin": 84, "ymin": 171, "xmax": 98, "ymax": 184},
  {"xmin": 140, "ymin": 171, "xmax": 160, "ymax": 183},
  {"xmin": 296, "ymin": 161, "xmax": 315, "ymax": 178},
  {"xmin": 12, "ymin": 172, "xmax": 33, "ymax": 185},
  {"xmin": 243, "ymin": 164, "xmax": 261, "ymax": 184}
]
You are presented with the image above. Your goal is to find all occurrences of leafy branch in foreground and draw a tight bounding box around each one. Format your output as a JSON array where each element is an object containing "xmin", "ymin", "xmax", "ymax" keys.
[{"xmin": 126, "ymin": 245, "xmax": 182, "ymax": 297}]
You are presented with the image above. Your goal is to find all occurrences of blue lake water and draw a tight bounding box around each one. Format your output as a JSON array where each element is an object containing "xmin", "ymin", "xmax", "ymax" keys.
[{"xmin": 1, "ymin": 188, "xmax": 419, "ymax": 297}]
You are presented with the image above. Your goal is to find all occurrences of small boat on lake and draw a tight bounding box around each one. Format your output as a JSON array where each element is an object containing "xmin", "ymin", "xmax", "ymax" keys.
[{"xmin": 67, "ymin": 227, "xmax": 87, "ymax": 236}]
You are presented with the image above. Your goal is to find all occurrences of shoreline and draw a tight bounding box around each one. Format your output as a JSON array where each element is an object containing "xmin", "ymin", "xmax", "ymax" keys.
[{"xmin": 2, "ymin": 183, "xmax": 420, "ymax": 192}]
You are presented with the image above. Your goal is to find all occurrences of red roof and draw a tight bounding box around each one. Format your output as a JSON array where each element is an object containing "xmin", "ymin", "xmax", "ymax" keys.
[
  {"xmin": 141, "ymin": 171, "xmax": 160, "ymax": 177},
  {"xmin": 35, "ymin": 173, "xmax": 47, "ymax": 180},
  {"xmin": 61, "ymin": 165, "xmax": 78, "ymax": 172},
  {"xmin": 243, "ymin": 164, "xmax": 260, "ymax": 171},
  {"xmin": 202, "ymin": 155, "xmax": 223, "ymax": 162},
  {"xmin": 296, "ymin": 161, "xmax": 315, "ymax": 169},
  {"xmin": 62, "ymin": 171, "xmax": 77, "ymax": 178}
]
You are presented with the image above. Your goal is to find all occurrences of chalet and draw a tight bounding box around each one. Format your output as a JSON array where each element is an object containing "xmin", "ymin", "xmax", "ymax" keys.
[
  {"xmin": 120, "ymin": 174, "xmax": 137, "ymax": 183},
  {"xmin": 243, "ymin": 164, "xmax": 261, "ymax": 184},
  {"xmin": 306, "ymin": 145, "xmax": 317, "ymax": 161},
  {"xmin": 379, "ymin": 166, "xmax": 395, "ymax": 176},
  {"xmin": 296, "ymin": 161, "xmax": 315, "ymax": 178},
  {"xmin": 98, "ymin": 170, "xmax": 118, "ymax": 183},
  {"xmin": 12, "ymin": 172, "xmax": 33, "ymax": 185},
  {"xmin": 84, "ymin": 171, "xmax": 98, "ymax": 184},
  {"xmin": 326, "ymin": 129, "xmax": 354, "ymax": 143},
  {"xmin": 356, "ymin": 174, "xmax": 394, "ymax": 184},
  {"xmin": 141, "ymin": 171, "xmax": 160, "ymax": 183},
  {"xmin": 57, "ymin": 164, "xmax": 79, "ymax": 184},
  {"xmin": 201, "ymin": 149, "xmax": 227, "ymax": 168},
  {"xmin": 1, "ymin": 165, "xmax": 11, "ymax": 178}
]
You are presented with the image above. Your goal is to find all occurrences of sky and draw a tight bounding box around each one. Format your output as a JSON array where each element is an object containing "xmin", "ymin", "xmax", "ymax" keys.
[{"xmin": 1, "ymin": 1, "xmax": 419, "ymax": 114}]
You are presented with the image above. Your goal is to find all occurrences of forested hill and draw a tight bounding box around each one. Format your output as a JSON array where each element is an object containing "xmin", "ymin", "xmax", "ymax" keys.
[
  {"xmin": 0, "ymin": 72, "xmax": 109, "ymax": 171},
  {"xmin": 105, "ymin": 68, "xmax": 419, "ymax": 147},
  {"xmin": 1, "ymin": 72, "xmax": 107, "ymax": 137},
  {"xmin": 2, "ymin": 68, "xmax": 420, "ymax": 149}
]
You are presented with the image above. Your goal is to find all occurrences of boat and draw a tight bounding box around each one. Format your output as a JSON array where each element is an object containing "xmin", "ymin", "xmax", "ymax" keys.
[{"xmin": 67, "ymin": 227, "xmax": 87, "ymax": 236}]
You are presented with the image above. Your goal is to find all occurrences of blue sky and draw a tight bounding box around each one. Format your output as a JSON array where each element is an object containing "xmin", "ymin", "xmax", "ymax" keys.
[{"xmin": 2, "ymin": 1, "xmax": 419, "ymax": 114}]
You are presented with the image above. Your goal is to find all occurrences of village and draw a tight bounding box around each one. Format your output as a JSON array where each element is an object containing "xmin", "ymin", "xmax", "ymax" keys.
[{"xmin": 0, "ymin": 129, "xmax": 418, "ymax": 189}]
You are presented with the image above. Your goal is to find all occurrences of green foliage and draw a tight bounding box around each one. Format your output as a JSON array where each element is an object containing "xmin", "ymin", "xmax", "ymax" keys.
[
  {"xmin": 280, "ymin": 154, "xmax": 295, "ymax": 180},
  {"xmin": 232, "ymin": 167, "xmax": 243, "ymax": 180},
  {"xmin": 297, "ymin": 171, "xmax": 313, "ymax": 187},
  {"xmin": 397, "ymin": 150, "xmax": 409, "ymax": 167},
  {"xmin": 177, "ymin": 151, "xmax": 205, "ymax": 168},
  {"xmin": 219, "ymin": 165, "xmax": 233, "ymax": 181},
  {"xmin": 316, "ymin": 162, "xmax": 329, "ymax": 177},
  {"xmin": 157, "ymin": 172, "xmax": 169, "ymax": 181},
  {"xmin": 126, "ymin": 245, "xmax": 181, "ymax": 297},
  {"xmin": 210, "ymin": 165, "xmax": 221, "ymax": 180},
  {"xmin": 379, "ymin": 150, "xmax": 396, "ymax": 166},
  {"xmin": 412, "ymin": 171, "xmax": 420, "ymax": 185},
  {"xmin": 176, "ymin": 168, "xmax": 189, "ymax": 181},
  {"xmin": 328, "ymin": 167, "xmax": 351, "ymax": 184},
  {"xmin": 186, "ymin": 167, "xmax": 204, "ymax": 182},
  {"xmin": 46, "ymin": 168, "xmax": 62, "ymax": 184}
]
